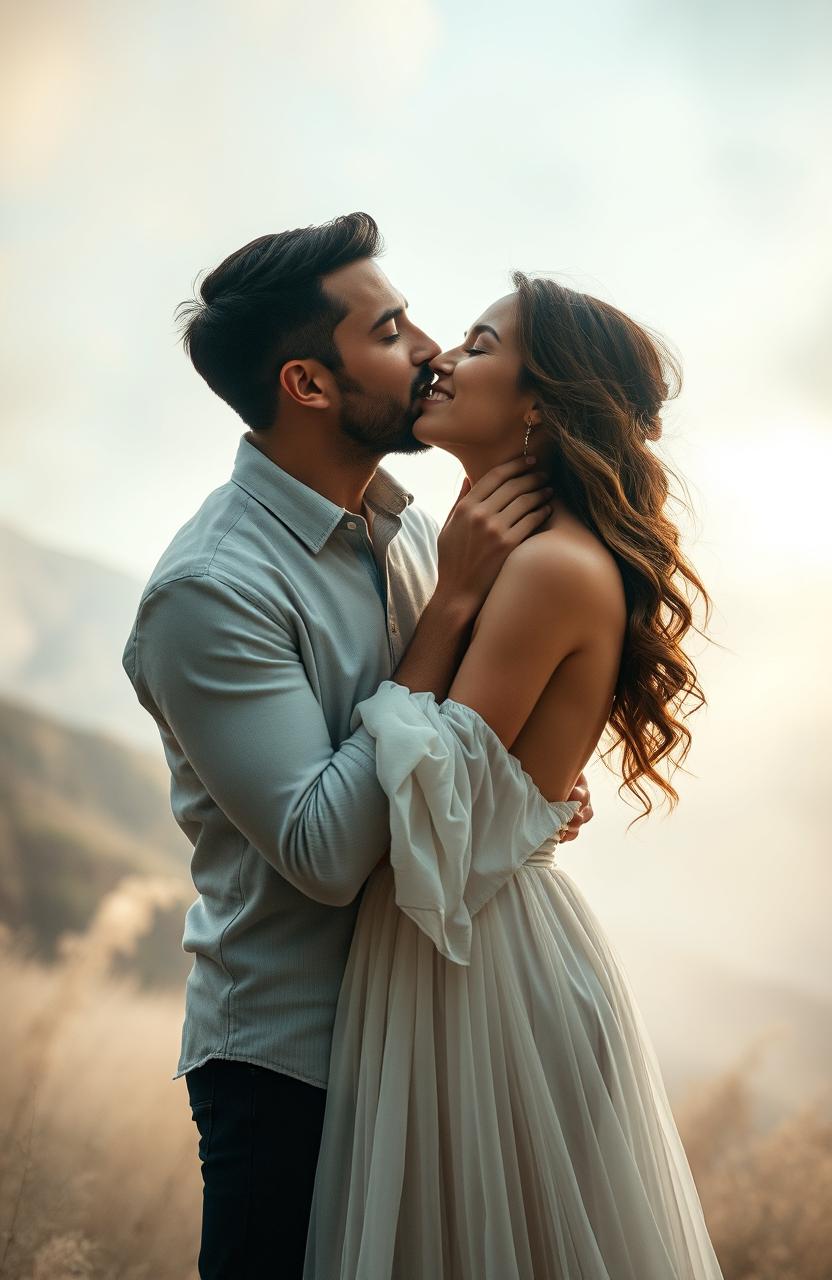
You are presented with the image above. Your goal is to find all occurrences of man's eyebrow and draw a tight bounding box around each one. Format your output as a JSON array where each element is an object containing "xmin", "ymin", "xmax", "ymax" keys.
[
  {"xmin": 464, "ymin": 323, "xmax": 501, "ymax": 342},
  {"xmin": 370, "ymin": 298, "xmax": 409, "ymax": 334}
]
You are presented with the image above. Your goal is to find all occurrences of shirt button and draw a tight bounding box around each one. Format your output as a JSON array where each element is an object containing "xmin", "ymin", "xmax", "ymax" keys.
[
  {"xmin": 346, "ymin": 520, "xmax": 357, "ymax": 530},
  {"xmin": 390, "ymin": 620, "xmax": 398, "ymax": 634}
]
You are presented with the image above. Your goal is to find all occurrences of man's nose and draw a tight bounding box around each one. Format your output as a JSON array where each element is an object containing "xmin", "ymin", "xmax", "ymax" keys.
[{"xmin": 412, "ymin": 332, "xmax": 442, "ymax": 365}]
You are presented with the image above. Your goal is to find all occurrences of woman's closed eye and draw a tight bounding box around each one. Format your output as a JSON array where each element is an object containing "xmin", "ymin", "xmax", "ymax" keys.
[{"xmin": 464, "ymin": 346, "xmax": 487, "ymax": 357}]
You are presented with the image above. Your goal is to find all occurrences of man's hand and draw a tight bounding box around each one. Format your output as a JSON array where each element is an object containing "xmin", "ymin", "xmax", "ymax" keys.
[
  {"xmin": 435, "ymin": 456, "xmax": 553, "ymax": 618},
  {"xmin": 560, "ymin": 771, "xmax": 593, "ymax": 843}
]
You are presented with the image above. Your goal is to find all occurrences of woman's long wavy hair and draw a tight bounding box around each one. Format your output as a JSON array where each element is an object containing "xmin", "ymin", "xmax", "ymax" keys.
[{"xmin": 513, "ymin": 272, "xmax": 711, "ymax": 821}]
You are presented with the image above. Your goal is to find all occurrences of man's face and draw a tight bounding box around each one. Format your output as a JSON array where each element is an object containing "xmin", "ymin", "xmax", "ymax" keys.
[{"xmin": 323, "ymin": 259, "xmax": 441, "ymax": 454}]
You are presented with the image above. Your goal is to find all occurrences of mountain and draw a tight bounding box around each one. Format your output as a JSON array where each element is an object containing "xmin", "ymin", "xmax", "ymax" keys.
[
  {"xmin": 0, "ymin": 521, "xmax": 157, "ymax": 750},
  {"xmin": 0, "ymin": 693, "xmax": 192, "ymax": 986}
]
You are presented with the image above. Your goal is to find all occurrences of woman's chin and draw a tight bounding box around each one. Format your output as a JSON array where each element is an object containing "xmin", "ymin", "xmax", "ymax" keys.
[
  {"xmin": 413, "ymin": 416, "xmax": 468, "ymax": 459},
  {"xmin": 414, "ymin": 400, "xmax": 454, "ymax": 441},
  {"xmin": 414, "ymin": 427, "xmax": 451, "ymax": 453},
  {"xmin": 412, "ymin": 423, "xmax": 438, "ymax": 447}
]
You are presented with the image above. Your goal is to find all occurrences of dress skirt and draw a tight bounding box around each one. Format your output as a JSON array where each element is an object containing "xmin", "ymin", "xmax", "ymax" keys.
[{"xmin": 302, "ymin": 682, "xmax": 724, "ymax": 1280}]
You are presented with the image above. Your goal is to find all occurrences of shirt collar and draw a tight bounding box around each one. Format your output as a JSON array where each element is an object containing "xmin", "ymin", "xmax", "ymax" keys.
[{"xmin": 230, "ymin": 434, "xmax": 414, "ymax": 554}]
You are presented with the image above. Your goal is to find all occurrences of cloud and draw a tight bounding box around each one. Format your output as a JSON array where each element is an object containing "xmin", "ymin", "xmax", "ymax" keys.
[
  {"xmin": 0, "ymin": 0, "xmax": 829, "ymax": 575},
  {"xmin": 0, "ymin": 3, "xmax": 93, "ymax": 188},
  {"xmin": 0, "ymin": 0, "xmax": 441, "ymax": 199},
  {"xmin": 233, "ymin": 0, "xmax": 441, "ymax": 97}
]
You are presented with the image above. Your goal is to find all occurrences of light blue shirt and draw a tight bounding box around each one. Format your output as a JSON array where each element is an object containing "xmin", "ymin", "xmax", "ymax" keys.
[{"xmin": 122, "ymin": 434, "xmax": 439, "ymax": 1087}]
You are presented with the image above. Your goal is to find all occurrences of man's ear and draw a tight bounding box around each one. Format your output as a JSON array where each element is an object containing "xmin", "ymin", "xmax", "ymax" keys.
[{"xmin": 279, "ymin": 360, "xmax": 335, "ymax": 411}]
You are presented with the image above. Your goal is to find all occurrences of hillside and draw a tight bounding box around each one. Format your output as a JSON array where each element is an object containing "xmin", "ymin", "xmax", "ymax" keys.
[
  {"xmin": 0, "ymin": 694, "xmax": 191, "ymax": 985},
  {"xmin": 0, "ymin": 521, "xmax": 157, "ymax": 750}
]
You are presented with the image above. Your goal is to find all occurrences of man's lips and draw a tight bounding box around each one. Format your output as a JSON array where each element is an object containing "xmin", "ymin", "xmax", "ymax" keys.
[{"xmin": 412, "ymin": 375, "xmax": 435, "ymax": 399}]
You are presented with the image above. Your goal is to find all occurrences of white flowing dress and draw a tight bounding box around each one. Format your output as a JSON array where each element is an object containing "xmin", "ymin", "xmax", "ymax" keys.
[{"xmin": 302, "ymin": 681, "xmax": 723, "ymax": 1280}]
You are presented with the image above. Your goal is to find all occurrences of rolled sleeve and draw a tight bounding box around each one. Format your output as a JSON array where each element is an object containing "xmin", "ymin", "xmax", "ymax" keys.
[{"xmin": 129, "ymin": 572, "xmax": 390, "ymax": 907}]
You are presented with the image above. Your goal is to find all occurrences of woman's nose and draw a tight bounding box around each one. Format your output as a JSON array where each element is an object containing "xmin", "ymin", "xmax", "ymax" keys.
[{"xmin": 429, "ymin": 348, "xmax": 457, "ymax": 374}]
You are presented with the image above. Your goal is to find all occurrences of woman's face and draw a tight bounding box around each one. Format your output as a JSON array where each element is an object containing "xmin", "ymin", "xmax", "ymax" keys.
[{"xmin": 413, "ymin": 292, "xmax": 537, "ymax": 460}]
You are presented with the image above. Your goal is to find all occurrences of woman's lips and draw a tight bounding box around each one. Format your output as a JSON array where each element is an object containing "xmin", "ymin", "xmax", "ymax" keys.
[{"xmin": 420, "ymin": 388, "xmax": 453, "ymax": 406}]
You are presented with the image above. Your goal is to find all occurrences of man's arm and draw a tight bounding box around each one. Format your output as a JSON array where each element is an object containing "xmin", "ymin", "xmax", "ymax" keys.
[{"xmin": 131, "ymin": 573, "xmax": 394, "ymax": 908}]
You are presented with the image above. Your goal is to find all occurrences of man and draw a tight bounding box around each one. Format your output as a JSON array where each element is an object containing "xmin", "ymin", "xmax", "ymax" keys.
[{"xmin": 122, "ymin": 212, "xmax": 592, "ymax": 1279}]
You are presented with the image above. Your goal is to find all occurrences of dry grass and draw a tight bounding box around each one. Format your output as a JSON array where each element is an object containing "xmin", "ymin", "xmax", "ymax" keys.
[
  {"xmin": 1, "ymin": 876, "xmax": 830, "ymax": 1279},
  {"xmin": 0, "ymin": 878, "xmax": 200, "ymax": 1280},
  {"xmin": 678, "ymin": 1064, "xmax": 832, "ymax": 1280}
]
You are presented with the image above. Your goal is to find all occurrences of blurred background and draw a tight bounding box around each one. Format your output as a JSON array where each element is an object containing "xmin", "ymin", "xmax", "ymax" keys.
[{"xmin": 1, "ymin": 1, "xmax": 830, "ymax": 1277}]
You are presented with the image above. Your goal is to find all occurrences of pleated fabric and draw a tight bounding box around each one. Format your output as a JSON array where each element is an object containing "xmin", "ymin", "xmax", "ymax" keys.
[{"xmin": 302, "ymin": 682, "xmax": 723, "ymax": 1280}]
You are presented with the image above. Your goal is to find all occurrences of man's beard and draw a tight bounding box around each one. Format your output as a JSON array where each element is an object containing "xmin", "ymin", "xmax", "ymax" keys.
[{"xmin": 334, "ymin": 368, "xmax": 433, "ymax": 456}]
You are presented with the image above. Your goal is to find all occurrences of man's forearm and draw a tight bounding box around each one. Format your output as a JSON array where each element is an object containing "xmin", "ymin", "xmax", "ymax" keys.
[
  {"xmin": 392, "ymin": 588, "xmax": 476, "ymax": 700},
  {"xmin": 132, "ymin": 574, "xmax": 398, "ymax": 908}
]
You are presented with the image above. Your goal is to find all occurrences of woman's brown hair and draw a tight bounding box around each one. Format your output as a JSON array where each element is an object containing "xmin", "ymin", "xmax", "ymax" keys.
[{"xmin": 512, "ymin": 272, "xmax": 711, "ymax": 821}]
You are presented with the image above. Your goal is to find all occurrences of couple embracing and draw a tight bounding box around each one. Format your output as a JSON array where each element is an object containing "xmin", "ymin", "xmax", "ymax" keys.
[{"xmin": 123, "ymin": 212, "xmax": 722, "ymax": 1279}]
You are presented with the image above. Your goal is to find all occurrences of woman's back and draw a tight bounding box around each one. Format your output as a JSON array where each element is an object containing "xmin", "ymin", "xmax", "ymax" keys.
[
  {"xmin": 512, "ymin": 508, "xmax": 628, "ymax": 801},
  {"xmin": 473, "ymin": 502, "xmax": 628, "ymax": 804}
]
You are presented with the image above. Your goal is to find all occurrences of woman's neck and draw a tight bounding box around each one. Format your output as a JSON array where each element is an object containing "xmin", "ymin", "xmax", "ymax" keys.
[{"xmin": 455, "ymin": 441, "xmax": 559, "ymax": 488}]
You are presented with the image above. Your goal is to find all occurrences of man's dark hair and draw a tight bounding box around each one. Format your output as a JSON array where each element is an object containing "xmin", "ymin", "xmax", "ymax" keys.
[{"xmin": 175, "ymin": 212, "xmax": 383, "ymax": 429}]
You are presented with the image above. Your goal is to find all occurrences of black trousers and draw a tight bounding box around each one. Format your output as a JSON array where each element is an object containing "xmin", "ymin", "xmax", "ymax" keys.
[{"xmin": 185, "ymin": 1057, "xmax": 328, "ymax": 1280}]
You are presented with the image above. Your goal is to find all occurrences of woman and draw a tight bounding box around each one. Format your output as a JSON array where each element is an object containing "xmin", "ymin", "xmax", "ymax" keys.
[{"xmin": 302, "ymin": 275, "xmax": 722, "ymax": 1279}]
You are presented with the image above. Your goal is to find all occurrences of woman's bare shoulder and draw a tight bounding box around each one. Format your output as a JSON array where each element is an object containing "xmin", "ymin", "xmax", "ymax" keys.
[
  {"xmin": 469, "ymin": 515, "xmax": 626, "ymax": 660},
  {"xmin": 503, "ymin": 514, "xmax": 625, "ymax": 615}
]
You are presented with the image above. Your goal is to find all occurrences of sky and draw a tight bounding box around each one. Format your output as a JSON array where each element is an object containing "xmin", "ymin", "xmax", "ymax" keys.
[{"xmin": 2, "ymin": 2, "xmax": 831, "ymax": 1007}]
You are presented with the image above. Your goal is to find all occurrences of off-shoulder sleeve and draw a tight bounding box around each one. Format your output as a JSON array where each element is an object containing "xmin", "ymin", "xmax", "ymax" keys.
[{"xmin": 350, "ymin": 680, "xmax": 580, "ymax": 965}]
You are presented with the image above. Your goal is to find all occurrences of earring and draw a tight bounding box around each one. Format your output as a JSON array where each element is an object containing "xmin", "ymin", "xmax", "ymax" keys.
[{"xmin": 523, "ymin": 417, "xmax": 534, "ymax": 457}]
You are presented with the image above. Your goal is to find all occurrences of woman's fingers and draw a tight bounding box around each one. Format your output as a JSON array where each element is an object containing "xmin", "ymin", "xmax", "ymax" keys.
[
  {"xmin": 466, "ymin": 454, "xmax": 541, "ymax": 504},
  {"xmin": 502, "ymin": 486, "xmax": 555, "ymax": 526},
  {"xmin": 504, "ymin": 503, "xmax": 552, "ymax": 545},
  {"xmin": 560, "ymin": 773, "xmax": 593, "ymax": 843},
  {"xmin": 560, "ymin": 805, "xmax": 593, "ymax": 842},
  {"xmin": 476, "ymin": 470, "xmax": 551, "ymax": 518},
  {"xmin": 568, "ymin": 773, "xmax": 590, "ymax": 810}
]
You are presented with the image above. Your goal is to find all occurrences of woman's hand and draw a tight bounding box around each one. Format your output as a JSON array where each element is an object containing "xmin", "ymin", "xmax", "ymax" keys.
[
  {"xmin": 559, "ymin": 772, "xmax": 593, "ymax": 843},
  {"xmin": 391, "ymin": 458, "xmax": 552, "ymax": 704},
  {"xmin": 434, "ymin": 456, "xmax": 553, "ymax": 618}
]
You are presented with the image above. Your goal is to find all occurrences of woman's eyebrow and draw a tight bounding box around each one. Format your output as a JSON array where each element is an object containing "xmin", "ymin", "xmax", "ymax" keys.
[{"xmin": 463, "ymin": 323, "xmax": 501, "ymax": 342}]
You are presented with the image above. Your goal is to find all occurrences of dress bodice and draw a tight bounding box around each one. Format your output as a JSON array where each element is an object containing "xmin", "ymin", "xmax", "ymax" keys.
[
  {"xmin": 350, "ymin": 681, "xmax": 580, "ymax": 963},
  {"xmin": 524, "ymin": 834, "xmax": 562, "ymax": 868}
]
